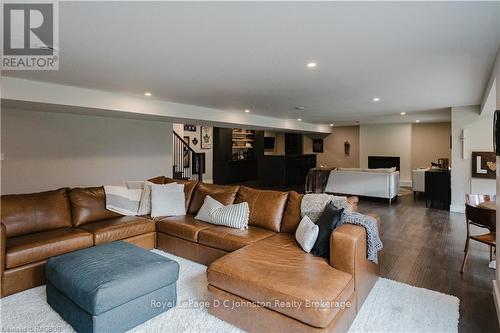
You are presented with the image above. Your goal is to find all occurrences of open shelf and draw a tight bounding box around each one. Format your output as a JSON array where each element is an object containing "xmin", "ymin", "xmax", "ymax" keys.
[
  {"xmin": 232, "ymin": 130, "xmax": 253, "ymax": 135},
  {"xmin": 232, "ymin": 128, "xmax": 255, "ymax": 160}
]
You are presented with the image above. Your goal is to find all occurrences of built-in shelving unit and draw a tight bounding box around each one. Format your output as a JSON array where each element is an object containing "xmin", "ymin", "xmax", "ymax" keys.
[
  {"xmin": 213, "ymin": 127, "xmax": 264, "ymax": 184},
  {"xmin": 232, "ymin": 129, "xmax": 255, "ymax": 159}
]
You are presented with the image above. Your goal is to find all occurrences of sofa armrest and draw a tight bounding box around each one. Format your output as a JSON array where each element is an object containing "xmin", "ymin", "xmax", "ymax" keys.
[
  {"xmin": 330, "ymin": 213, "xmax": 380, "ymax": 310},
  {"xmin": 1, "ymin": 222, "xmax": 5, "ymax": 296}
]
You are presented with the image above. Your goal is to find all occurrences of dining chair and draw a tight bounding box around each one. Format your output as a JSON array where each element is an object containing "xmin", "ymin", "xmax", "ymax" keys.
[{"xmin": 461, "ymin": 194, "xmax": 496, "ymax": 273}]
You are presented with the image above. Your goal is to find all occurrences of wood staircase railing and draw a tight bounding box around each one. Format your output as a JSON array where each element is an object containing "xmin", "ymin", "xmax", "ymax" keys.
[{"xmin": 173, "ymin": 131, "xmax": 204, "ymax": 181}]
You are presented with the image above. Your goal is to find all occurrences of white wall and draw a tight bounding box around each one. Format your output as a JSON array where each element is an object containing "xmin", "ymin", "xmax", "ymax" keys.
[
  {"xmin": 173, "ymin": 123, "xmax": 213, "ymax": 183},
  {"xmin": 411, "ymin": 122, "xmax": 451, "ymax": 170},
  {"xmin": 481, "ymin": 46, "xmax": 500, "ymax": 115},
  {"xmin": 492, "ymin": 46, "xmax": 500, "ymax": 290},
  {"xmin": 450, "ymin": 106, "xmax": 495, "ymax": 213},
  {"xmin": 359, "ymin": 124, "xmax": 413, "ymax": 186},
  {"xmin": 1, "ymin": 108, "xmax": 173, "ymax": 194},
  {"xmin": 303, "ymin": 126, "xmax": 360, "ymax": 168},
  {"xmin": 2, "ymin": 77, "xmax": 332, "ymax": 134}
]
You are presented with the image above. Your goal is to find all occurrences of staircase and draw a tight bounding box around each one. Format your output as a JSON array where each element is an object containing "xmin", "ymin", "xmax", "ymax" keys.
[{"xmin": 173, "ymin": 131, "xmax": 204, "ymax": 181}]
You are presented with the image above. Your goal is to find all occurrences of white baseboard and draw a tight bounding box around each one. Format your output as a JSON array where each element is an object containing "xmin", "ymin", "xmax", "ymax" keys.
[
  {"xmin": 400, "ymin": 181, "xmax": 412, "ymax": 187},
  {"xmin": 449, "ymin": 205, "xmax": 465, "ymax": 213}
]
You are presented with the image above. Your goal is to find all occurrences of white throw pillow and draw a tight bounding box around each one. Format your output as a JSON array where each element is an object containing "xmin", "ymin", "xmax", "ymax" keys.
[
  {"xmin": 126, "ymin": 181, "xmax": 146, "ymax": 189},
  {"xmin": 195, "ymin": 195, "xmax": 224, "ymax": 223},
  {"xmin": 209, "ymin": 202, "xmax": 249, "ymax": 229},
  {"xmin": 150, "ymin": 183, "xmax": 186, "ymax": 218},
  {"xmin": 137, "ymin": 181, "xmax": 158, "ymax": 215},
  {"xmin": 295, "ymin": 215, "xmax": 319, "ymax": 253},
  {"xmin": 103, "ymin": 185, "xmax": 142, "ymax": 216}
]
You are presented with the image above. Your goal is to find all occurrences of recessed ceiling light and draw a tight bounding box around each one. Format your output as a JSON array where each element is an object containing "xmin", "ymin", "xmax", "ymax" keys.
[
  {"xmin": 244, "ymin": 109, "xmax": 250, "ymax": 113},
  {"xmin": 373, "ymin": 97, "xmax": 380, "ymax": 102},
  {"xmin": 307, "ymin": 62, "xmax": 317, "ymax": 68},
  {"xmin": 329, "ymin": 123, "xmax": 334, "ymax": 127},
  {"xmin": 416, "ymin": 120, "xmax": 420, "ymax": 123},
  {"xmin": 144, "ymin": 92, "xmax": 152, "ymax": 97},
  {"xmin": 400, "ymin": 112, "xmax": 406, "ymax": 115},
  {"xmin": 297, "ymin": 118, "xmax": 303, "ymax": 121}
]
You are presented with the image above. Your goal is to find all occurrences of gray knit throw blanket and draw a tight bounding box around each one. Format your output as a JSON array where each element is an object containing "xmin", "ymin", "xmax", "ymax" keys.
[
  {"xmin": 301, "ymin": 194, "xmax": 383, "ymax": 264},
  {"xmin": 301, "ymin": 194, "xmax": 353, "ymax": 222}
]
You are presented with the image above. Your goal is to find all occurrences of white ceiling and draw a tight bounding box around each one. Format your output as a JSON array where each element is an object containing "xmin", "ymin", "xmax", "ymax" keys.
[{"xmin": 3, "ymin": 1, "xmax": 500, "ymax": 125}]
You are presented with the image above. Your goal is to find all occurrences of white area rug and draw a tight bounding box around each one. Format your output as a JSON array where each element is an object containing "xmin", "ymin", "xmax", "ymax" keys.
[
  {"xmin": 1, "ymin": 250, "xmax": 459, "ymax": 333},
  {"xmin": 349, "ymin": 278, "xmax": 459, "ymax": 333}
]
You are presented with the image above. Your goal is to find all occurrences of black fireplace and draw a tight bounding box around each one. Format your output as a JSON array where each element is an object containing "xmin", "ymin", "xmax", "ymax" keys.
[{"xmin": 368, "ymin": 156, "xmax": 400, "ymax": 171}]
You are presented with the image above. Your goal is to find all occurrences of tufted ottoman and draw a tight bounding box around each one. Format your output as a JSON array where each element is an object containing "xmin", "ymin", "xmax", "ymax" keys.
[{"xmin": 45, "ymin": 241, "xmax": 179, "ymax": 333}]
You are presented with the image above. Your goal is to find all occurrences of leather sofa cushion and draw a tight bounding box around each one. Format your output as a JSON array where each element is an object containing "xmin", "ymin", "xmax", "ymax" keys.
[
  {"xmin": 1, "ymin": 223, "xmax": 5, "ymax": 274},
  {"xmin": 156, "ymin": 215, "xmax": 212, "ymax": 242},
  {"xmin": 147, "ymin": 176, "xmax": 166, "ymax": 184},
  {"xmin": 188, "ymin": 183, "xmax": 240, "ymax": 215},
  {"xmin": 235, "ymin": 186, "xmax": 288, "ymax": 232},
  {"xmin": 1, "ymin": 188, "xmax": 73, "ymax": 238},
  {"xmin": 207, "ymin": 233, "xmax": 354, "ymax": 328},
  {"xmin": 280, "ymin": 191, "xmax": 304, "ymax": 233},
  {"xmin": 6, "ymin": 228, "xmax": 93, "ymax": 269},
  {"xmin": 198, "ymin": 226, "xmax": 275, "ymax": 252},
  {"xmin": 165, "ymin": 178, "xmax": 198, "ymax": 210},
  {"xmin": 69, "ymin": 187, "xmax": 122, "ymax": 226},
  {"xmin": 78, "ymin": 216, "xmax": 155, "ymax": 245}
]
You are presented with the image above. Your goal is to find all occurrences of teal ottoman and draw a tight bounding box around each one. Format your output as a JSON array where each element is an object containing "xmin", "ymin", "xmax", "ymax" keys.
[{"xmin": 46, "ymin": 241, "xmax": 179, "ymax": 333}]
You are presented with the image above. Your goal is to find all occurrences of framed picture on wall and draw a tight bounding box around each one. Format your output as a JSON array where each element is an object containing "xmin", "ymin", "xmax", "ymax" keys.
[
  {"xmin": 312, "ymin": 139, "xmax": 323, "ymax": 153},
  {"xmin": 201, "ymin": 126, "xmax": 212, "ymax": 149},
  {"xmin": 471, "ymin": 151, "xmax": 496, "ymax": 179},
  {"xmin": 183, "ymin": 136, "xmax": 190, "ymax": 168},
  {"xmin": 184, "ymin": 124, "xmax": 196, "ymax": 132}
]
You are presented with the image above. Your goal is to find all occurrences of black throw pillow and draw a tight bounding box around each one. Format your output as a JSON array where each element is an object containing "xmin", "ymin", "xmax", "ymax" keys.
[{"xmin": 311, "ymin": 202, "xmax": 344, "ymax": 258}]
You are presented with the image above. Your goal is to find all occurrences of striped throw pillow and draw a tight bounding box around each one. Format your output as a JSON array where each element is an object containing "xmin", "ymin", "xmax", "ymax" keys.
[{"xmin": 209, "ymin": 202, "xmax": 249, "ymax": 229}]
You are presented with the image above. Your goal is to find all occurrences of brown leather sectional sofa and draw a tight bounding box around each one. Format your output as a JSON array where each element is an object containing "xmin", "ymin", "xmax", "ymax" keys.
[
  {"xmin": 0, "ymin": 187, "xmax": 155, "ymax": 297},
  {"xmin": 1, "ymin": 176, "xmax": 378, "ymax": 333}
]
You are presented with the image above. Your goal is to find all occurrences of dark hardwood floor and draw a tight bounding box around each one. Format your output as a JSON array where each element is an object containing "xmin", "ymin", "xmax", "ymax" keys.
[
  {"xmin": 357, "ymin": 193, "xmax": 498, "ymax": 333},
  {"xmin": 231, "ymin": 181, "xmax": 498, "ymax": 331}
]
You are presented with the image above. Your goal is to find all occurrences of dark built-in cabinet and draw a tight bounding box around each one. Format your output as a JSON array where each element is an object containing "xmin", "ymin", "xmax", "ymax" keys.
[
  {"xmin": 258, "ymin": 154, "xmax": 316, "ymax": 189},
  {"xmin": 213, "ymin": 128, "xmax": 317, "ymax": 188},
  {"xmin": 213, "ymin": 128, "xmax": 264, "ymax": 184},
  {"xmin": 285, "ymin": 133, "xmax": 303, "ymax": 155},
  {"xmin": 425, "ymin": 169, "xmax": 451, "ymax": 210}
]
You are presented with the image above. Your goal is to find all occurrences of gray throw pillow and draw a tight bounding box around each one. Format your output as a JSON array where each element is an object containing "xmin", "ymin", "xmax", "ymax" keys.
[
  {"xmin": 195, "ymin": 195, "xmax": 224, "ymax": 223},
  {"xmin": 295, "ymin": 215, "xmax": 319, "ymax": 253},
  {"xmin": 150, "ymin": 183, "xmax": 186, "ymax": 218}
]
